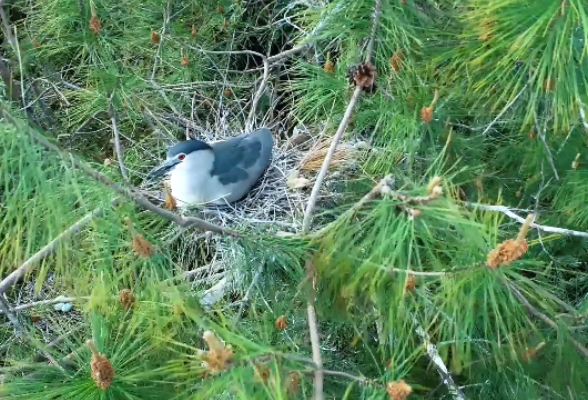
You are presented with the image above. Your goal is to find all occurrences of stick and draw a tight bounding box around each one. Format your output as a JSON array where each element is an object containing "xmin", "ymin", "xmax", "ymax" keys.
[
  {"xmin": 151, "ymin": 1, "xmax": 172, "ymax": 80},
  {"xmin": 237, "ymin": 263, "xmax": 264, "ymax": 320},
  {"xmin": 413, "ymin": 319, "xmax": 467, "ymax": 400},
  {"xmin": 0, "ymin": 109, "xmax": 240, "ymax": 238},
  {"xmin": 466, "ymin": 202, "xmax": 588, "ymax": 239},
  {"xmin": 306, "ymin": 257, "xmax": 324, "ymax": 400},
  {"xmin": 0, "ymin": 201, "xmax": 118, "ymax": 294},
  {"xmin": 481, "ymin": 84, "xmax": 528, "ymax": 136},
  {"xmin": 301, "ymin": 2, "xmax": 383, "ymax": 398},
  {"xmin": 108, "ymin": 95, "xmax": 129, "ymax": 183},
  {"xmin": 0, "ymin": 296, "xmax": 88, "ymax": 313},
  {"xmin": 578, "ymin": 99, "xmax": 588, "ymax": 132}
]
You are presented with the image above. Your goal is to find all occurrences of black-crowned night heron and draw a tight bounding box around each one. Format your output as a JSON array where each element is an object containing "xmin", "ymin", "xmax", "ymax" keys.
[{"xmin": 146, "ymin": 127, "xmax": 274, "ymax": 206}]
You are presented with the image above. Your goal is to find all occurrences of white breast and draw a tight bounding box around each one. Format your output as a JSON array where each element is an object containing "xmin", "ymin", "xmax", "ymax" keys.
[{"xmin": 168, "ymin": 150, "xmax": 231, "ymax": 206}]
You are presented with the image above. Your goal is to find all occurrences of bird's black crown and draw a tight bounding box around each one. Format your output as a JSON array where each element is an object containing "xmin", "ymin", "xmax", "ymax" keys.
[{"xmin": 167, "ymin": 139, "xmax": 212, "ymax": 158}]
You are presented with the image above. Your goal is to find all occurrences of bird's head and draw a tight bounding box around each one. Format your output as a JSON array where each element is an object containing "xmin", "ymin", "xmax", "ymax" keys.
[{"xmin": 146, "ymin": 139, "xmax": 212, "ymax": 180}]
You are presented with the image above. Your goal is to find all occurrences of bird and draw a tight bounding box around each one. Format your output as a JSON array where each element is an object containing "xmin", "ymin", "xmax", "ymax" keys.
[{"xmin": 146, "ymin": 127, "xmax": 274, "ymax": 207}]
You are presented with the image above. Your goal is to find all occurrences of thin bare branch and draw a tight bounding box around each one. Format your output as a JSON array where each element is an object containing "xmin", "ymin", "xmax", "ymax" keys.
[
  {"xmin": 0, "ymin": 200, "xmax": 119, "ymax": 295},
  {"xmin": 413, "ymin": 317, "xmax": 467, "ymax": 400},
  {"xmin": 109, "ymin": 95, "xmax": 129, "ymax": 183},
  {"xmin": 579, "ymin": 99, "xmax": 588, "ymax": 132},
  {"xmin": 301, "ymin": 2, "xmax": 383, "ymax": 398},
  {"xmin": 237, "ymin": 263, "xmax": 264, "ymax": 320},
  {"xmin": 481, "ymin": 84, "xmax": 528, "ymax": 136},
  {"xmin": 466, "ymin": 202, "xmax": 588, "ymax": 239}
]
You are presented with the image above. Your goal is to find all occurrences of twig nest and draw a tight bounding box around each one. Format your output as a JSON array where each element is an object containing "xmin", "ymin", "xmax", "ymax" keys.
[
  {"xmin": 386, "ymin": 379, "xmax": 413, "ymax": 400},
  {"xmin": 287, "ymin": 170, "xmax": 311, "ymax": 189},
  {"xmin": 87, "ymin": 340, "xmax": 115, "ymax": 390}
]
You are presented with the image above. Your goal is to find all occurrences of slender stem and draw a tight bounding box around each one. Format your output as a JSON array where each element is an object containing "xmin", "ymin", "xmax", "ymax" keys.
[
  {"xmin": 0, "ymin": 201, "xmax": 118, "ymax": 294},
  {"xmin": 237, "ymin": 264, "xmax": 264, "ymax": 320},
  {"xmin": 413, "ymin": 317, "xmax": 467, "ymax": 400},
  {"xmin": 481, "ymin": 84, "xmax": 528, "ymax": 136},
  {"xmin": 302, "ymin": 86, "xmax": 362, "ymax": 232},
  {"xmin": 301, "ymin": 2, "xmax": 382, "ymax": 398},
  {"xmin": 466, "ymin": 202, "xmax": 588, "ymax": 239},
  {"xmin": 109, "ymin": 96, "xmax": 129, "ymax": 183}
]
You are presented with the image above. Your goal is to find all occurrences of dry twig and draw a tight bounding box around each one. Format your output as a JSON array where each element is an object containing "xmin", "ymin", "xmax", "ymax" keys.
[
  {"xmin": 108, "ymin": 95, "xmax": 129, "ymax": 183},
  {"xmin": 466, "ymin": 202, "xmax": 588, "ymax": 239},
  {"xmin": 299, "ymin": 2, "xmax": 383, "ymax": 396},
  {"xmin": 0, "ymin": 200, "xmax": 119, "ymax": 294}
]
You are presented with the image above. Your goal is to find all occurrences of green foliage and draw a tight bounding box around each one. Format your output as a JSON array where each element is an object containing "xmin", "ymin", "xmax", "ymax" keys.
[{"xmin": 0, "ymin": 0, "xmax": 588, "ymax": 399}]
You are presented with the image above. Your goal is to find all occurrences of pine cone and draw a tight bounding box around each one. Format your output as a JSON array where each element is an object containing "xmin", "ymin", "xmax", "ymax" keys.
[
  {"xmin": 275, "ymin": 315, "xmax": 287, "ymax": 330},
  {"xmin": 487, "ymin": 239, "xmax": 528, "ymax": 269},
  {"xmin": 119, "ymin": 289, "xmax": 135, "ymax": 310},
  {"xmin": 89, "ymin": 16, "xmax": 102, "ymax": 35},
  {"xmin": 132, "ymin": 234, "xmax": 154, "ymax": 258},
  {"xmin": 87, "ymin": 341, "xmax": 115, "ymax": 390},
  {"xmin": 386, "ymin": 379, "xmax": 413, "ymax": 400},
  {"xmin": 348, "ymin": 61, "xmax": 377, "ymax": 92},
  {"xmin": 198, "ymin": 331, "xmax": 234, "ymax": 373}
]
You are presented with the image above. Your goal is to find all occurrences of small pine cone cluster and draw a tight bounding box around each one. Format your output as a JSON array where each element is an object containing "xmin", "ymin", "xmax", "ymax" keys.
[
  {"xmin": 487, "ymin": 239, "xmax": 528, "ymax": 269},
  {"xmin": 132, "ymin": 233, "xmax": 154, "ymax": 258},
  {"xmin": 119, "ymin": 289, "xmax": 135, "ymax": 310},
  {"xmin": 88, "ymin": 341, "xmax": 115, "ymax": 390},
  {"xmin": 386, "ymin": 379, "xmax": 413, "ymax": 400},
  {"xmin": 198, "ymin": 330, "xmax": 234, "ymax": 373},
  {"xmin": 275, "ymin": 315, "xmax": 287, "ymax": 330},
  {"xmin": 347, "ymin": 61, "xmax": 377, "ymax": 92}
]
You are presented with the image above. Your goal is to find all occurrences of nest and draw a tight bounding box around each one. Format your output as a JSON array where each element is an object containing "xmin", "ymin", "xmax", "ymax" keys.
[
  {"xmin": 139, "ymin": 114, "xmax": 368, "ymax": 307},
  {"xmin": 141, "ymin": 118, "xmax": 367, "ymax": 236}
]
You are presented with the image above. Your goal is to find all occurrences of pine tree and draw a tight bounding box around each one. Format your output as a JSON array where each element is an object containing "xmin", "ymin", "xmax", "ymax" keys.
[{"xmin": 0, "ymin": 0, "xmax": 587, "ymax": 399}]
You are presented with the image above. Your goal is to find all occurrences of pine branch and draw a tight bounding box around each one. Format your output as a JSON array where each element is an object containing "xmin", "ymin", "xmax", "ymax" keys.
[
  {"xmin": 0, "ymin": 200, "xmax": 119, "ymax": 295},
  {"xmin": 499, "ymin": 275, "xmax": 588, "ymax": 361},
  {"xmin": 0, "ymin": 107, "xmax": 241, "ymax": 238},
  {"xmin": 466, "ymin": 202, "xmax": 588, "ymax": 239}
]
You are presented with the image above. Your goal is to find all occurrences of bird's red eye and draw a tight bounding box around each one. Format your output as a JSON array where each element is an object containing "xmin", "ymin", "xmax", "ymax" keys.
[{"xmin": 178, "ymin": 154, "xmax": 186, "ymax": 161}]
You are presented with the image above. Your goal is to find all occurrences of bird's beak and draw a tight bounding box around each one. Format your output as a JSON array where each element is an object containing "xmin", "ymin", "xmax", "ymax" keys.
[{"xmin": 146, "ymin": 158, "xmax": 180, "ymax": 180}]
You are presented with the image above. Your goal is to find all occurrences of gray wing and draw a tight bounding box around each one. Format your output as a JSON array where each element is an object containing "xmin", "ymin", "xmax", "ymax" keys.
[{"xmin": 211, "ymin": 127, "xmax": 274, "ymax": 186}]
